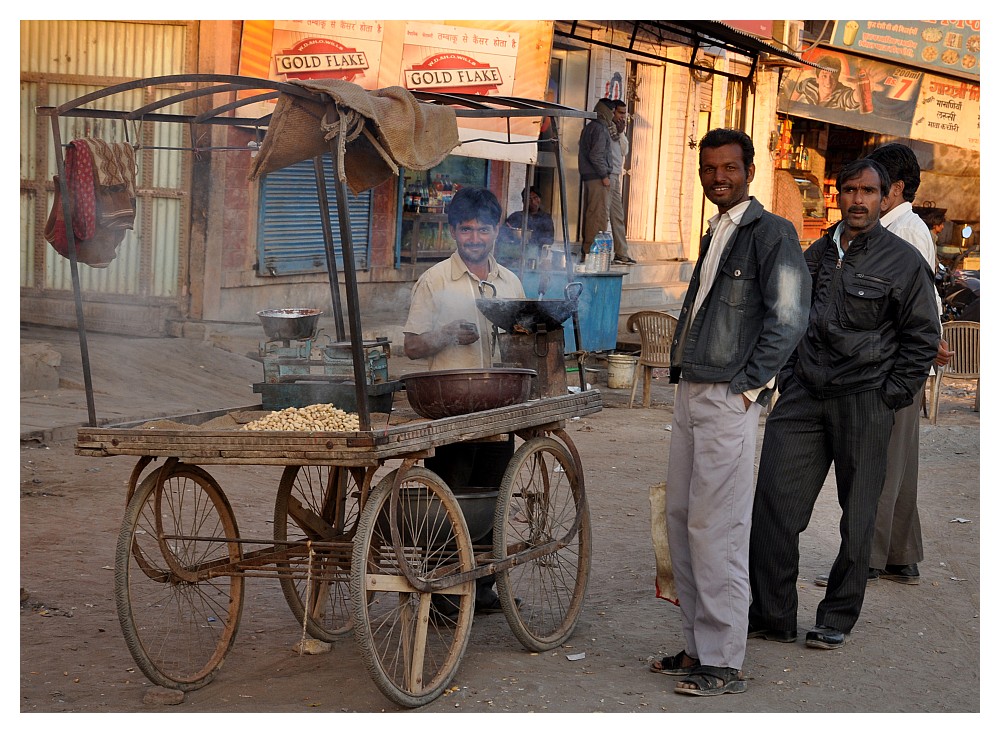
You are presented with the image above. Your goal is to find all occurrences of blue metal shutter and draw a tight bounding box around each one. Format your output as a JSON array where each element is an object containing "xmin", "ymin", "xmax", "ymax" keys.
[{"xmin": 257, "ymin": 155, "xmax": 372, "ymax": 276}]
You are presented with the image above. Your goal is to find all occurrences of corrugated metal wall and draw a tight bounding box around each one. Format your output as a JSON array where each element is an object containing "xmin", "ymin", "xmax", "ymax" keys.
[{"xmin": 20, "ymin": 20, "xmax": 195, "ymax": 333}]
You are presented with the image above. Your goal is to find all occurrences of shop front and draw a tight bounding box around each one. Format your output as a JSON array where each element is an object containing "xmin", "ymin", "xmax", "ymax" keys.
[
  {"xmin": 773, "ymin": 20, "xmax": 980, "ymax": 257},
  {"xmin": 223, "ymin": 19, "xmax": 554, "ymax": 325}
]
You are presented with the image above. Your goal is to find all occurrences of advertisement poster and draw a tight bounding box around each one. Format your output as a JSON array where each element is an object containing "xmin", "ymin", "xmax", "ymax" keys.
[
  {"xmin": 401, "ymin": 21, "xmax": 535, "ymax": 162},
  {"xmin": 779, "ymin": 47, "xmax": 921, "ymax": 137},
  {"xmin": 400, "ymin": 22, "xmax": 519, "ymax": 97},
  {"xmin": 269, "ymin": 20, "xmax": 384, "ymax": 87},
  {"xmin": 778, "ymin": 46, "xmax": 979, "ymax": 152},
  {"xmin": 237, "ymin": 20, "xmax": 385, "ymax": 117},
  {"xmin": 830, "ymin": 20, "xmax": 979, "ymax": 81}
]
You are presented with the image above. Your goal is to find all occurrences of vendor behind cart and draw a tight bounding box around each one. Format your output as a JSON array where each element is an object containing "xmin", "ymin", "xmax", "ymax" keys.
[{"xmin": 403, "ymin": 186, "xmax": 525, "ymax": 614}]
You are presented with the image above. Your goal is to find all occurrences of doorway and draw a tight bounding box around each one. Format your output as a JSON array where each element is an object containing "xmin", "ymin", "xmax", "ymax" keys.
[
  {"xmin": 544, "ymin": 46, "xmax": 590, "ymax": 245},
  {"xmin": 625, "ymin": 61, "xmax": 665, "ymax": 242}
]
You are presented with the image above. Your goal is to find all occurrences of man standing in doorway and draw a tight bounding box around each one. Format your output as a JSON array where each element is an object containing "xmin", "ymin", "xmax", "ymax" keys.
[
  {"xmin": 649, "ymin": 128, "xmax": 810, "ymax": 696},
  {"xmin": 814, "ymin": 143, "xmax": 952, "ymax": 589},
  {"xmin": 748, "ymin": 159, "xmax": 940, "ymax": 651},
  {"xmin": 578, "ymin": 98, "xmax": 615, "ymax": 263},
  {"xmin": 608, "ymin": 99, "xmax": 636, "ymax": 265}
]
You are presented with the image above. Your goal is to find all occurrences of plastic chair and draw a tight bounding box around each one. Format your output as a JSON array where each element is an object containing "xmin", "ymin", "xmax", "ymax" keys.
[
  {"xmin": 626, "ymin": 311, "xmax": 677, "ymax": 408},
  {"xmin": 928, "ymin": 320, "xmax": 979, "ymax": 425}
]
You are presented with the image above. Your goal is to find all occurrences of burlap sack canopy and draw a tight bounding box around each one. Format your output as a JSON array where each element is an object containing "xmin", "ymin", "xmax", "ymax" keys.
[{"xmin": 248, "ymin": 79, "xmax": 460, "ymax": 194}]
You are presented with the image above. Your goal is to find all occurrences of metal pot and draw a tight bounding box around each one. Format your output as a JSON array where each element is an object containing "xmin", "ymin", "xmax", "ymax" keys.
[
  {"xmin": 257, "ymin": 308, "xmax": 323, "ymax": 341},
  {"xmin": 401, "ymin": 368, "xmax": 536, "ymax": 420},
  {"xmin": 475, "ymin": 281, "xmax": 582, "ymax": 333},
  {"xmin": 377, "ymin": 488, "xmax": 499, "ymax": 546}
]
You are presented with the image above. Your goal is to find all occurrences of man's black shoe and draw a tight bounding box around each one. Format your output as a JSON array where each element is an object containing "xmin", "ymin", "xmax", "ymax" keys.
[
  {"xmin": 747, "ymin": 625, "xmax": 797, "ymax": 643},
  {"xmin": 805, "ymin": 625, "xmax": 848, "ymax": 649},
  {"xmin": 881, "ymin": 563, "xmax": 920, "ymax": 585},
  {"xmin": 815, "ymin": 568, "xmax": 880, "ymax": 587}
]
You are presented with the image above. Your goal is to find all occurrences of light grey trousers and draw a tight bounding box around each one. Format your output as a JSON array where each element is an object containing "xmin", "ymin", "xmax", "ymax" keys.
[{"xmin": 665, "ymin": 379, "xmax": 762, "ymax": 669}]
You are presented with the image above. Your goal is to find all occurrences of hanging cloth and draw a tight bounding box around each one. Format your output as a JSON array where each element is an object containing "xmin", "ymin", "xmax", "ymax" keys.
[{"xmin": 44, "ymin": 139, "xmax": 137, "ymax": 268}]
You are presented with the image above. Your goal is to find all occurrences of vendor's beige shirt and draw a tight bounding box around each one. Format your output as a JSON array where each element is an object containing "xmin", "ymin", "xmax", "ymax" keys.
[{"xmin": 404, "ymin": 251, "xmax": 525, "ymax": 371}]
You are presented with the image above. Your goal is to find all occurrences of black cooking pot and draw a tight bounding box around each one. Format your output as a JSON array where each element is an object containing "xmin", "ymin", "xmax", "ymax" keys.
[{"xmin": 476, "ymin": 281, "xmax": 582, "ymax": 332}]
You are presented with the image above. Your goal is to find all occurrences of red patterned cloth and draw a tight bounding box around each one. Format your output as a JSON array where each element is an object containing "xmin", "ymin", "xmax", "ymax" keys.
[{"xmin": 66, "ymin": 141, "xmax": 97, "ymax": 240}]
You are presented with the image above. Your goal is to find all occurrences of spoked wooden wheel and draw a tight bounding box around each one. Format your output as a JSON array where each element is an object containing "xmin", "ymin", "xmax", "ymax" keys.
[
  {"xmin": 494, "ymin": 436, "xmax": 591, "ymax": 651},
  {"xmin": 274, "ymin": 465, "xmax": 364, "ymax": 640},
  {"xmin": 350, "ymin": 467, "xmax": 475, "ymax": 708},
  {"xmin": 114, "ymin": 463, "xmax": 244, "ymax": 690}
]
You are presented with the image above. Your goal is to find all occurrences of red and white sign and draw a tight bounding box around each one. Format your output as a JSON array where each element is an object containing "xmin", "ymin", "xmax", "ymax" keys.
[
  {"xmin": 405, "ymin": 53, "xmax": 502, "ymax": 94},
  {"xmin": 401, "ymin": 22, "xmax": 518, "ymax": 97},
  {"xmin": 275, "ymin": 37, "xmax": 369, "ymax": 82}
]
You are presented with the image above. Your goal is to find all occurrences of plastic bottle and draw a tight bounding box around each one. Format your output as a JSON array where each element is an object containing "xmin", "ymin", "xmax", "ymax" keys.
[{"xmin": 597, "ymin": 231, "xmax": 612, "ymax": 271}]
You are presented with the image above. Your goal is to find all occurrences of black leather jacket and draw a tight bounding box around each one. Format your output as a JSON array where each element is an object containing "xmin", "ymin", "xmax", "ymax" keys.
[
  {"xmin": 781, "ymin": 222, "xmax": 940, "ymax": 409},
  {"xmin": 669, "ymin": 198, "xmax": 811, "ymax": 405}
]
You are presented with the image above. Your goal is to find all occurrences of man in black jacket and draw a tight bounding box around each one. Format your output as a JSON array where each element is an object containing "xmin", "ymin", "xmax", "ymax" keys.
[
  {"xmin": 648, "ymin": 128, "xmax": 810, "ymax": 696},
  {"xmin": 748, "ymin": 159, "xmax": 940, "ymax": 651}
]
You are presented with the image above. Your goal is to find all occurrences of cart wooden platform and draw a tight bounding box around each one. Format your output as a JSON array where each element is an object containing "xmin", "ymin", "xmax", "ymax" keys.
[{"xmin": 76, "ymin": 390, "xmax": 600, "ymax": 707}]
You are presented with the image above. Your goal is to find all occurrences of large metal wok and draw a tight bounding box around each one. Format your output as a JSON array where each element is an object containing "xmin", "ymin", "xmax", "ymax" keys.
[{"xmin": 476, "ymin": 281, "xmax": 582, "ymax": 333}]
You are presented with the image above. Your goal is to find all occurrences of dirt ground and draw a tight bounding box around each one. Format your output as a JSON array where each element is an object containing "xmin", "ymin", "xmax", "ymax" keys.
[{"xmin": 18, "ymin": 336, "xmax": 982, "ymax": 717}]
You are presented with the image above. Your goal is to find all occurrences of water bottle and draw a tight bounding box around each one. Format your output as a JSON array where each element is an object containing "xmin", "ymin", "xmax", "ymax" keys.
[
  {"xmin": 585, "ymin": 246, "xmax": 598, "ymax": 273},
  {"xmin": 597, "ymin": 231, "xmax": 612, "ymax": 271}
]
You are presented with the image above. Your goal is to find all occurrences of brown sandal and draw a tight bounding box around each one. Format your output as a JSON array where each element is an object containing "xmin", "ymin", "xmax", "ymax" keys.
[{"xmin": 650, "ymin": 650, "xmax": 700, "ymax": 676}]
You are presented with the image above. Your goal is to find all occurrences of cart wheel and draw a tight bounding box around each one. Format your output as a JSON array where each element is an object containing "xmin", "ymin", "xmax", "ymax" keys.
[
  {"xmin": 350, "ymin": 467, "xmax": 475, "ymax": 708},
  {"xmin": 114, "ymin": 463, "xmax": 244, "ymax": 691},
  {"xmin": 274, "ymin": 465, "xmax": 363, "ymax": 640},
  {"xmin": 493, "ymin": 436, "xmax": 591, "ymax": 652}
]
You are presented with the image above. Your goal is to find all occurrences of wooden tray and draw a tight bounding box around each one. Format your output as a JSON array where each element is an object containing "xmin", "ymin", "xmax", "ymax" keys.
[{"xmin": 75, "ymin": 390, "xmax": 602, "ymax": 466}]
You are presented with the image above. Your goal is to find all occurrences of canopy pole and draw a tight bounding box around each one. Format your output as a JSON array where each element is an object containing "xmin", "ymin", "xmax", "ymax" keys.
[
  {"xmin": 326, "ymin": 129, "xmax": 372, "ymax": 431},
  {"xmin": 50, "ymin": 117, "xmax": 98, "ymax": 426},
  {"xmin": 312, "ymin": 157, "xmax": 346, "ymax": 341},
  {"xmin": 550, "ymin": 117, "xmax": 587, "ymax": 391}
]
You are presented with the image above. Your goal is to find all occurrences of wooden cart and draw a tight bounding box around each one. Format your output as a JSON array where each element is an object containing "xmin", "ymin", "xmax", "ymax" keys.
[
  {"xmin": 77, "ymin": 390, "xmax": 600, "ymax": 707},
  {"xmin": 46, "ymin": 74, "xmax": 600, "ymax": 707}
]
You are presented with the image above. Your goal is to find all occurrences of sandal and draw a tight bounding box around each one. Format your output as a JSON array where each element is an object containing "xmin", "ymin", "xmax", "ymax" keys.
[
  {"xmin": 674, "ymin": 665, "xmax": 747, "ymax": 696},
  {"xmin": 650, "ymin": 650, "xmax": 700, "ymax": 676}
]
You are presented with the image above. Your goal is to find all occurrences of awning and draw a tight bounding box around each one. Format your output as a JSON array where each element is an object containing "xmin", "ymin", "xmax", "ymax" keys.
[{"xmin": 554, "ymin": 20, "xmax": 822, "ymax": 81}]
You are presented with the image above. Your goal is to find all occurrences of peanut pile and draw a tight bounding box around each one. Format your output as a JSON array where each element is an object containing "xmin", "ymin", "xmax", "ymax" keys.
[{"xmin": 241, "ymin": 404, "xmax": 360, "ymax": 432}]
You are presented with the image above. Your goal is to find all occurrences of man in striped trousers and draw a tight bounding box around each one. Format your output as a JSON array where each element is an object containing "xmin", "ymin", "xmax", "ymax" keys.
[{"xmin": 747, "ymin": 159, "xmax": 940, "ymax": 651}]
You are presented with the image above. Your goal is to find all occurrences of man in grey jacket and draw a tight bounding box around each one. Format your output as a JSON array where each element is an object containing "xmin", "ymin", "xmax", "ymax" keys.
[
  {"xmin": 649, "ymin": 128, "xmax": 810, "ymax": 696},
  {"xmin": 577, "ymin": 98, "xmax": 615, "ymax": 262}
]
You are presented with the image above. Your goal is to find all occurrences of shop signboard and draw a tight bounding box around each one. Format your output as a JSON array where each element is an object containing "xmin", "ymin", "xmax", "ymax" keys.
[
  {"xmin": 778, "ymin": 46, "xmax": 979, "ymax": 151},
  {"xmin": 830, "ymin": 20, "xmax": 979, "ymax": 81}
]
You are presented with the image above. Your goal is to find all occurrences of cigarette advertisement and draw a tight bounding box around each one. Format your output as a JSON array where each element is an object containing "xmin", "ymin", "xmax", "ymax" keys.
[{"xmin": 778, "ymin": 46, "xmax": 979, "ymax": 151}]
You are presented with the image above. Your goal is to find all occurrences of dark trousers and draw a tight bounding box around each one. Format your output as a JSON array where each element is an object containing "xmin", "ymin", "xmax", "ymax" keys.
[
  {"xmin": 748, "ymin": 381, "xmax": 894, "ymax": 634},
  {"xmin": 425, "ymin": 438, "xmax": 514, "ymax": 597}
]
